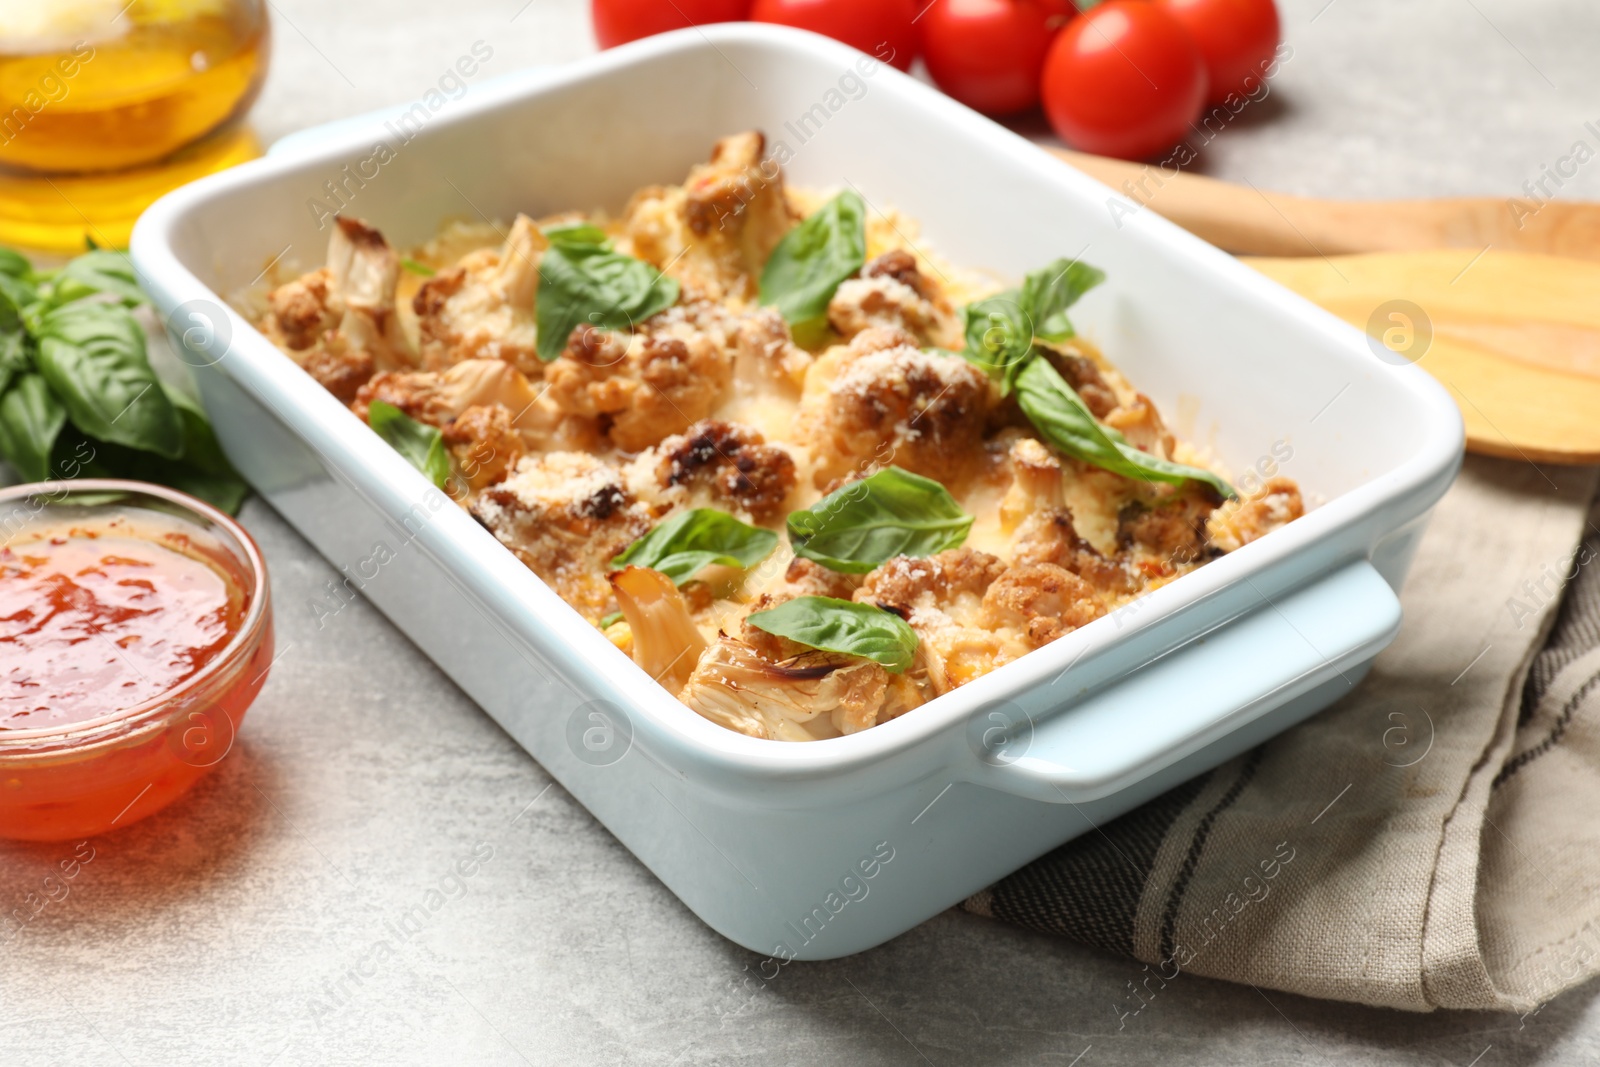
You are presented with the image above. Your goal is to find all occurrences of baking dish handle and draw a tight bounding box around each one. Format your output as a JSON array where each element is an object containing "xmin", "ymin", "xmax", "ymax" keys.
[{"xmin": 968, "ymin": 559, "xmax": 1401, "ymax": 804}]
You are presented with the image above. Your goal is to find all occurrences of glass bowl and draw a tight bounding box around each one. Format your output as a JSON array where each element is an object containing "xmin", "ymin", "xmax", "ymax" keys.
[{"xmin": 0, "ymin": 480, "xmax": 272, "ymax": 841}]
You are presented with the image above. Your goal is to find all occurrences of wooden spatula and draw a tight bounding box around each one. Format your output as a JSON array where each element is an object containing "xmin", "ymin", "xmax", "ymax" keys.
[
  {"xmin": 1050, "ymin": 147, "xmax": 1600, "ymax": 262},
  {"xmin": 1048, "ymin": 147, "xmax": 1600, "ymax": 463}
]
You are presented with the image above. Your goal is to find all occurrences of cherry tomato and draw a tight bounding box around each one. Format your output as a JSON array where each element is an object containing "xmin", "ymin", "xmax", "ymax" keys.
[
  {"xmin": 750, "ymin": 0, "xmax": 920, "ymax": 72},
  {"xmin": 921, "ymin": 0, "xmax": 1077, "ymax": 116},
  {"xmin": 1159, "ymin": 0, "xmax": 1280, "ymax": 103},
  {"xmin": 1040, "ymin": 0, "xmax": 1205, "ymax": 161},
  {"xmin": 591, "ymin": 0, "xmax": 754, "ymax": 50}
]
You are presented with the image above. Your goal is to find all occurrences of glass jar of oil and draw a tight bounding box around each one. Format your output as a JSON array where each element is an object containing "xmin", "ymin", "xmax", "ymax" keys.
[{"xmin": 0, "ymin": 0, "xmax": 270, "ymax": 251}]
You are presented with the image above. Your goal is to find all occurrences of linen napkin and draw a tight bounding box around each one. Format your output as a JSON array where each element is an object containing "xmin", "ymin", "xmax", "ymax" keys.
[{"xmin": 964, "ymin": 456, "xmax": 1600, "ymax": 1012}]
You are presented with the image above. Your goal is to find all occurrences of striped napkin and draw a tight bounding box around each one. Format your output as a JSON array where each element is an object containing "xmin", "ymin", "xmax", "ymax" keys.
[{"xmin": 965, "ymin": 457, "xmax": 1600, "ymax": 1012}]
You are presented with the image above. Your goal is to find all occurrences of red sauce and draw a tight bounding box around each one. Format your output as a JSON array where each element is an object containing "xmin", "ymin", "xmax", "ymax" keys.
[
  {"xmin": 1, "ymin": 533, "xmax": 244, "ymax": 729},
  {"xmin": 0, "ymin": 504, "xmax": 270, "ymax": 843}
]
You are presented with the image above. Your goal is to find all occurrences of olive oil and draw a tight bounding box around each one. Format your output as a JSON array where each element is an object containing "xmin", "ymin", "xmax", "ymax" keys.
[{"xmin": 0, "ymin": 0, "xmax": 269, "ymax": 250}]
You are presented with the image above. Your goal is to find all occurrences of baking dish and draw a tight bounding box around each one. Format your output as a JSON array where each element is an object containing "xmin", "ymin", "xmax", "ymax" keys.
[{"xmin": 130, "ymin": 24, "xmax": 1462, "ymax": 959}]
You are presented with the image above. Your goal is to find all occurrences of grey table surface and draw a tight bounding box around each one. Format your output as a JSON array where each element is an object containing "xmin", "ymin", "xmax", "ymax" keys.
[{"xmin": 6, "ymin": 1, "xmax": 1600, "ymax": 1064}]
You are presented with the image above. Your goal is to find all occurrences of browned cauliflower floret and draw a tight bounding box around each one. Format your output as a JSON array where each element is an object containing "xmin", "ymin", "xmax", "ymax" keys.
[
  {"xmin": 983, "ymin": 563, "xmax": 1106, "ymax": 648},
  {"xmin": 732, "ymin": 305, "xmax": 812, "ymax": 391},
  {"xmin": 413, "ymin": 213, "xmax": 544, "ymax": 376},
  {"xmin": 610, "ymin": 566, "xmax": 709, "ymax": 693},
  {"xmin": 1208, "ymin": 476, "xmax": 1305, "ymax": 552},
  {"xmin": 796, "ymin": 331, "xmax": 991, "ymax": 489},
  {"xmin": 262, "ymin": 216, "xmax": 406, "ymax": 402},
  {"xmin": 999, "ymin": 437, "xmax": 1133, "ymax": 595},
  {"xmin": 544, "ymin": 312, "xmax": 733, "ymax": 453},
  {"xmin": 441, "ymin": 404, "xmax": 525, "ymax": 491},
  {"xmin": 777, "ymin": 556, "xmax": 861, "ymax": 601},
  {"xmin": 625, "ymin": 419, "xmax": 797, "ymax": 524},
  {"xmin": 855, "ymin": 548, "xmax": 1006, "ymax": 614},
  {"xmin": 1104, "ymin": 392, "xmax": 1176, "ymax": 459},
  {"xmin": 471, "ymin": 453, "xmax": 653, "ymax": 622},
  {"xmin": 1117, "ymin": 484, "xmax": 1224, "ymax": 565},
  {"xmin": 854, "ymin": 549, "xmax": 1023, "ymax": 694},
  {"xmin": 683, "ymin": 130, "xmax": 795, "ymax": 272},
  {"xmin": 827, "ymin": 250, "xmax": 957, "ymax": 347},
  {"xmin": 678, "ymin": 635, "xmax": 895, "ymax": 740},
  {"xmin": 623, "ymin": 132, "xmax": 795, "ymax": 301}
]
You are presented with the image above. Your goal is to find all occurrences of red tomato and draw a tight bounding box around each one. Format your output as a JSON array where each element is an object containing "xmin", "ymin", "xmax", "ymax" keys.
[
  {"xmin": 591, "ymin": 0, "xmax": 754, "ymax": 49},
  {"xmin": 1040, "ymin": 0, "xmax": 1205, "ymax": 161},
  {"xmin": 921, "ymin": 0, "xmax": 1077, "ymax": 116},
  {"xmin": 750, "ymin": 0, "xmax": 920, "ymax": 72},
  {"xmin": 1159, "ymin": 0, "xmax": 1280, "ymax": 103}
]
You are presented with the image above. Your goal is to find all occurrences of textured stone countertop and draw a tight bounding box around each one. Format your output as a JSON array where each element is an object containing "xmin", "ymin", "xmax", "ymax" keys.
[{"xmin": 6, "ymin": 1, "xmax": 1600, "ymax": 1063}]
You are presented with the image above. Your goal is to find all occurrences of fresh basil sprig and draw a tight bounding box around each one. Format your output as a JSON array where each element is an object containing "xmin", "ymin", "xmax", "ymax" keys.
[
  {"xmin": 1013, "ymin": 358, "xmax": 1236, "ymax": 499},
  {"xmin": 542, "ymin": 222, "xmax": 610, "ymax": 248},
  {"xmin": 758, "ymin": 190, "xmax": 867, "ymax": 328},
  {"xmin": 535, "ymin": 235, "xmax": 680, "ymax": 363},
  {"xmin": 745, "ymin": 596, "xmax": 918, "ymax": 673},
  {"xmin": 787, "ymin": 466, "xmax": 973, "ymax": 574},
  {"xmin": 1021, "ymin": 258, "xmax": 1105, "ymax": 342},
  {"xmin": 962, "ymin": 259, "xmax": 1104, "ymax": 394},
  {"xmin": 0, "ymin": 244, "xmax": 249, "ymax": 512},
  {"xmin": 367, "ymin": 399, "xmax": 450, "ymax": 489},
  {"xmin": 611, "ymin": 508, "xmax": 779, "ymax": 585}
]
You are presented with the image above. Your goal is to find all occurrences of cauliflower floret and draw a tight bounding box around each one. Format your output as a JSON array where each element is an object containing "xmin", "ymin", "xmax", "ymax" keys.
[
  {"xmin": 624, "ymin": 419, "xmax": 797, "ymax": 524},
  {"xmin": 262, "ymin": 216, "xmax": 406, "ymax": 401},
  {"xmin": 1117, "ymin": 483, "xmax": 1224, "ymax": 566},
  {"xmin": 610, "ymin": 566, "xmax": 709, "ymax": 693},
  {"xmin": 776, "ymin": 556, "xmax": 861, "ymax": 601},
  {"xmin": 982, "ymin": 563, "xmax": 1106, "ymax": 648},
  {"xmin": 623, "ymin": 132, "xmax": 795, "ymax": 302},
  {"xmin": 678, "ymin": 635, "xmax": 895, "ymax": 740},
  {"xmin": 732, "ymin": 305, "xmax": 812, "ymax": 391},
  {"xmin": 795, "ymin": 330, "xmax": 991, "ymax": 489},
  {"xmin": 1208, "ymin": 476, "xmax": 1304, "ymax": 552},
  {"xmin": 441, "ymin": 404, "xmax": 525, "ymax": 491},
  {"xmin": 999, "ymin": 437, "xmax": 1134, "ymax": 596},
  {"xmin": 827, "ymin": 250, "xmax": 958, "ymax": 347},
  {"xmin": 413, "ymin": 213, "xmax": 544, "ymax": 376},
  {"xmin": 854, "ymin": 549, "xmax": 1024, "ymax": 694},
  {"xmin": 471, "ymin": 453, "xmax": 653, "ymax": 622},
  {"xmin": 683, "ymin": 130, "xmax": 795, "ymax": 274},
  {"xmin": 543, "ymin": 312, "xmax": 733, "ymax": 452}
]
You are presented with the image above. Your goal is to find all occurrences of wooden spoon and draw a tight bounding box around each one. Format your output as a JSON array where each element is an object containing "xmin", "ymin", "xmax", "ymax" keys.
[
  {"xmin": 1245, "ymin": 250, "xmax": 1600, "ymax": 465},
  {"xmin": 1049, "ymin": 147, "xmax": 1600, "ymax": 262},
  {"xmin": 1047, "ymin": 148, "xmax": 1600, "ymax": 463}
]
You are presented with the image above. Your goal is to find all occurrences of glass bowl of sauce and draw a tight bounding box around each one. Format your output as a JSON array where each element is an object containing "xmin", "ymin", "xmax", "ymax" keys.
[{"xmin": 0, "ymin": 479, "xmax": 271, "ymax": 841}]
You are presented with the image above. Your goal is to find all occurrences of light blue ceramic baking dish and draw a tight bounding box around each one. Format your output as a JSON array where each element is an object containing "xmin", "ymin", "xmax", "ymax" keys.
[{"xmin": 130, "ymin": 24, "xmax": 1463, "ymax": 959}]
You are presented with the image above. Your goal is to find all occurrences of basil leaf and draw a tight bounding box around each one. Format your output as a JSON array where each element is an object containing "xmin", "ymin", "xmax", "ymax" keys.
[
  {"xmin": 758, "ymin": 190, "xmax": 866, "ymax": 327},
  {"xmin": 0, "ymin": 329, "xmax": 27, "ymax": 395},
  {"xmin": 1013, "ymin": 358, "xmax": 1235, "ymax": 499},
  {"xmin": 160, "ymin": 385, "xmax": 250, "ymax": 513},
  {"xmin": 535, "ymin": 243, "xmax": 680, "ymax": 362},
  {"xmin": 961, "ymin": 289, "xmax": 1033, "ymax": 393},
  {"xmin": 49, "ymin": 249, "xmax": 146, "ymax": 307},
  {"xmin": 0, "ymin": 372, "xmax": 67, "ymax": 482},
  {"xmin": 0, "ymin": 248, "xmax": 30, "ymax": 278},
  {"xmin": 746, "ymin": 596, "xmax": 918, "ymax": 673},
  {"xmin": 788, "ymin": 466, "xmax": 972, "ymax": 574},
  {"xmin": 400, "ymin": 258, "xmax": 436, "ymax": 277},
  {"xmin": 611, "ymin": 508, "xmax": 779, "ymax": 585},
  {"xmin": 598, "ymin": 610, "xmax": 625, "ymax": 629},
  {"xmin": 543, "ymin": 222, "xmax": 609, "ymax": 248},
  {"xmin": 367, "ymin": 399, "xmax": 450, "ymax": 488},
  {"xmin": 1021, "ymin": 259, "xmax": 1104, "ymax": 342},
  {"xmin": 33, "ymin": 301, "xmax": 183, "ymax": 458}
]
